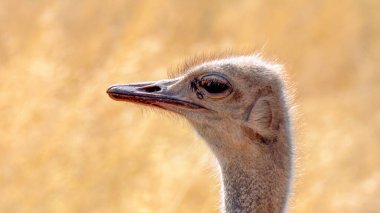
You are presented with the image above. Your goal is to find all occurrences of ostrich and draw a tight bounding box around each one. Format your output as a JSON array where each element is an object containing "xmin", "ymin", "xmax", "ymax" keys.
[{"xmin": 107, "ymin": 54, "xmax": 293, "ymax": 213}]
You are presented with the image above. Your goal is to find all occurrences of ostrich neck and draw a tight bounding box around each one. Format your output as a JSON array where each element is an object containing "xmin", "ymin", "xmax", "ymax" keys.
[
  {"xmin": 192, "ymin": 121, "xmax": 292, "ymax": 213},
  {"xmin": 220, "ymin": 149, "xmax": 291, "ymax": 213}
]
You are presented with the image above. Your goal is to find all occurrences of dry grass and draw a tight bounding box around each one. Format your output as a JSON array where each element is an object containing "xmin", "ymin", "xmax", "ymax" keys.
[{"xmin": 0, "ymin": 0, "xmax": 379, "ymax": 212}]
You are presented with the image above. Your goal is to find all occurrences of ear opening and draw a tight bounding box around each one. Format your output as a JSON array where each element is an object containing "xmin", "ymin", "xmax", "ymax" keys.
[
  {"xmin": 250, "ymin": 98, "xmax": 273, "ymax": 130},
  {"xmin": 242, "ymin": 86, "xmax": 279, "ymax": 144}
]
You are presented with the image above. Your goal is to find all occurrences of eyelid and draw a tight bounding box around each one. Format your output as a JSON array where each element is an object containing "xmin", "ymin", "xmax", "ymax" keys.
[{"xmin": 200, "ymin": 75, "xmax": 230, "ymax": 85}]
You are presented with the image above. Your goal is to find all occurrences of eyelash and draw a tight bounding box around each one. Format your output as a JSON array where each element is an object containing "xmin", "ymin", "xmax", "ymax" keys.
[{"xmin": 200, "ymin": 80, "xmax": 228, "ymax": 92}]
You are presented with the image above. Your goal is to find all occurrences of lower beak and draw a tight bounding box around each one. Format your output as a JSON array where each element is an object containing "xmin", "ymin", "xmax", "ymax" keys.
[{"xmin": 106, "ymin": 80, "xmax": 206, "ymax": 110}]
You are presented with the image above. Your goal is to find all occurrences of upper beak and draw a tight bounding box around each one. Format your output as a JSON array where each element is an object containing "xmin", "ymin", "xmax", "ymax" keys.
[{"xmin": 107, "ymin": 79, "xmax": 206, "ymax": 111}]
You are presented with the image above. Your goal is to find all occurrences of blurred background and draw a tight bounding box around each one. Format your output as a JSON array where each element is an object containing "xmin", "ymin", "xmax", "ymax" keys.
[{"xmin": 0, "ymin": 0, "xmax": 379, "ymax": 212}]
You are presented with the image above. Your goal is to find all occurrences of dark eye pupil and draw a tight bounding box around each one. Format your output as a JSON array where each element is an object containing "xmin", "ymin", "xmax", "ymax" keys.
[{"xmin": 202, "ymin": 81, "xmax": 228, "ymax": 93}]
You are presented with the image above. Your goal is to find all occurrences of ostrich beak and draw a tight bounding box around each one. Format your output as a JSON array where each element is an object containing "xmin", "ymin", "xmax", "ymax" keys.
[{"xmin": 107, "ymin": 79, "xmax": 206, "ymax": 111}]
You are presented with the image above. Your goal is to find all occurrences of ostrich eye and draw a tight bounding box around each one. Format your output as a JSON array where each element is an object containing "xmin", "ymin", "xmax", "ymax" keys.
[{"xmin": 198, "ymin": 75, "xmax": 232, "ymax": 99}]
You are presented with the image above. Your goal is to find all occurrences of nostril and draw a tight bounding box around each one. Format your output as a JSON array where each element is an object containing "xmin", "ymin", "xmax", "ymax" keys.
[{"xmin": 141, "ymin": 86, "xmax": 162, "ymax": 93}]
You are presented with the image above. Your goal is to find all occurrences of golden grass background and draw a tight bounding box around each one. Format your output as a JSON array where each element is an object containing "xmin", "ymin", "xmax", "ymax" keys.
[{"xmin": 0, "ymin": 0, "xmax": 379, "ymax": 212}]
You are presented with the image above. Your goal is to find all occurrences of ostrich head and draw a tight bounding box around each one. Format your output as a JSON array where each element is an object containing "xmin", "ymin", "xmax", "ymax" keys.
[{"xmin": 107, "ymin": 55, "xmax": 290, "ymax": 164}]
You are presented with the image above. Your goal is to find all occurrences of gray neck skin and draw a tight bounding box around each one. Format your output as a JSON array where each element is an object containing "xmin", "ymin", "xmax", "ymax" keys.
[
  {"xmin": 192, "ymin": 120, "xmax": 292, "ymax": 213},
  {"xmin": 220, "ymin": 149, "xmax": 291, "ymax": 213}
]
